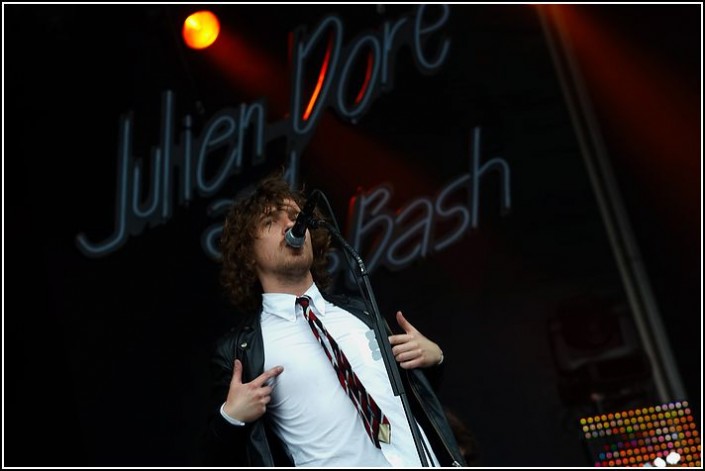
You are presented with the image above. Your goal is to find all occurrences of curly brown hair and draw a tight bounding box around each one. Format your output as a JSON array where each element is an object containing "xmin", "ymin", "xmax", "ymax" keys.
[{"xmin": 219, "ymin": 173, "xmax": 331, "ymax": 313}]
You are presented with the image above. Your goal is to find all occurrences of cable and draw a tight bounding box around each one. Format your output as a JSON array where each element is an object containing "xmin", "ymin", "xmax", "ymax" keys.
[{"xmin": 312, "ymin": 189, "xmax": 365, "ymax": 298}]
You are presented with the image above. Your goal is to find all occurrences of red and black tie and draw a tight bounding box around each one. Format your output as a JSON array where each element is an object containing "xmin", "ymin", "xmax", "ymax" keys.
[{"xmin": 296, "ymin": 295, "xmax": 391, "ymax": 447}]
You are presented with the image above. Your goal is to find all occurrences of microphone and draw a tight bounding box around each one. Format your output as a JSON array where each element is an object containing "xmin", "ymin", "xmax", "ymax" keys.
[{"xmin": 285, "ymin": 192, "xmax": 320, "ymax": 248}]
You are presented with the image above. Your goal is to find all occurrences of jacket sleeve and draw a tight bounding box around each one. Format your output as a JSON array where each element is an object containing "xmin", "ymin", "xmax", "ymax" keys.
[{"xmin": 202, "ymin": 333, "xmax": 250, "ymax": 467}]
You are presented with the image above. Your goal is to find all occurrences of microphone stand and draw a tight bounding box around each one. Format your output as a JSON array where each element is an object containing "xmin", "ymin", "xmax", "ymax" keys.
[{"xmin": 314, "ymin": 219, "xmax": 430, "ymax": 467}]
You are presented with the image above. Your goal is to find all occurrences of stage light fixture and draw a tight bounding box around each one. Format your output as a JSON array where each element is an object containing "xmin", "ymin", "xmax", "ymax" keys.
[
  {"xmin": 582, "ymin": 401, "xmax": 701, "ymax": 467},
  {"xmin": 182, "ymin": 10, "xmax": 220, "ymax": 50}
]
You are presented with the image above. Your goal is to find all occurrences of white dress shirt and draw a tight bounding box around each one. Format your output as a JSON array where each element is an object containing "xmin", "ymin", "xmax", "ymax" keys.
[{"xmin": 255, "ymin": 283, "xmax": 440, "ymax": 467}]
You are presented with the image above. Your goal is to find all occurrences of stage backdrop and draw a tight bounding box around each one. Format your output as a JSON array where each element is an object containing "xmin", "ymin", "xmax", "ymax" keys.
[{"xmin": 4, "ymin": 4, "xmax": 700, "ymax": 466}]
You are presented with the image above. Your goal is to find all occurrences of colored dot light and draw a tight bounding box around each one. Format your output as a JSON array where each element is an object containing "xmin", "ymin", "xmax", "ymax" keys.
[{"xmin": 579, "ymin": 400, "xmax": 701, "ymax": 467}]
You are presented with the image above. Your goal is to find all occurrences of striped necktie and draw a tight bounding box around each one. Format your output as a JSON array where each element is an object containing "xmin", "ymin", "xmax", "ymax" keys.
[{"xmin": 296, "ymin": 295, "xmax": 391, "ymax": 447}]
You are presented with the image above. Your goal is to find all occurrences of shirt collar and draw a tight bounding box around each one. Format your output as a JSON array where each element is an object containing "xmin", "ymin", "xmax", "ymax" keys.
[{"xmin": 261, "ymin": 282, "xmax": 326, "ymax": 322}]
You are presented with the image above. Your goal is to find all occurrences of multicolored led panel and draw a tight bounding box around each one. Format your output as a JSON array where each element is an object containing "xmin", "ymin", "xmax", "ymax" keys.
[{"xmin": 580, "ymin": 401, "xmax": 701, "ymax": 467}]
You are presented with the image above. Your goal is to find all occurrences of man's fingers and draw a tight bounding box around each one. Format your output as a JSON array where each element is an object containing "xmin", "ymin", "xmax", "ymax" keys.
[
  {"xmin": 230, "ymin": 359, "xmax": 243, "ymax": 385},
  {"xmin": 399, "ymin": 359, "xmax": 420, "ymax": 370},
  {"xmin": 252, "ymin": 365, "xmax": 284, "ymax": 387},
  {"xmin": 388, "ymin": 333, "xmax": 411, "ymax": 345},
  {"xmin": 396, "ymin": 311, "xmax": 418, "ymax": 333},
  {"xmin": 395, "ymin": 348, "xmax": 422, "ymax": 362},
  {"xmin": 392, "ymin": 341, "xmax": 418, "ymax": 356}
]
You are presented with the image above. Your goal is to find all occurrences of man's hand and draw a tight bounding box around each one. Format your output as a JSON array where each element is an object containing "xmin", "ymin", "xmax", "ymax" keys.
[
  {"xmin": 388, "ymin": 311, "xmax": 443, "ymax": 369},
  {"xmin": 223, "ymin": 359, "xmax": 284, "ymax": 423}
]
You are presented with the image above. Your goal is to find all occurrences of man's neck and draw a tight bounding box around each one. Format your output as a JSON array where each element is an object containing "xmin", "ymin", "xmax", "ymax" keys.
[{"xmin": 260, "ymin": 273, "xmax": 314, "ymax": 297}]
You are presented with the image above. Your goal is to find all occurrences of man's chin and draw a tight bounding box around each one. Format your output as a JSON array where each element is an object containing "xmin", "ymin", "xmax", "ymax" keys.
[
  {"xmin": 278, "ymin": 264, "xmax": 312, "ymax": 281},
  {"xmin": 282, "ymin": 252, "xmax": 313, "ymax": 269}
]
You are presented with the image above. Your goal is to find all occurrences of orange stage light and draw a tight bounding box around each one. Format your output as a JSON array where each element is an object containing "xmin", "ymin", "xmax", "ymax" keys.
[{"xmin": 182, "ymin": 11, "xmax": 220, "ymax": 50}]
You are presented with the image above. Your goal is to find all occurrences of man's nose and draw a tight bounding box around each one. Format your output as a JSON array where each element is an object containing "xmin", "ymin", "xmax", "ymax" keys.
[{"xmin": 282, "ymin": 214, "xmax": 295, "ymax": 232}]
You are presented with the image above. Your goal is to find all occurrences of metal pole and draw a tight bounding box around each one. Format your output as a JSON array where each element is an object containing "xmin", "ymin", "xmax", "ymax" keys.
[{"xmin": 537, "ymin": 5, "xmax": 687, "ymax": 402}]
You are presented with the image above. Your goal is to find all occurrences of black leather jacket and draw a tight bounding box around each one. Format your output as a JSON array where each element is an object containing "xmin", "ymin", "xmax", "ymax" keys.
[{"xmin": 205, "ymin": 292, "xmax": 466, "ymax": 467}]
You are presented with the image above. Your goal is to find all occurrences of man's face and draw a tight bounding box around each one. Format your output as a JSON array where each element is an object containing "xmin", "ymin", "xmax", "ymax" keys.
[{"xmin": 252, "ymin": 198, "xmax": 314, "ymax": 283}]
